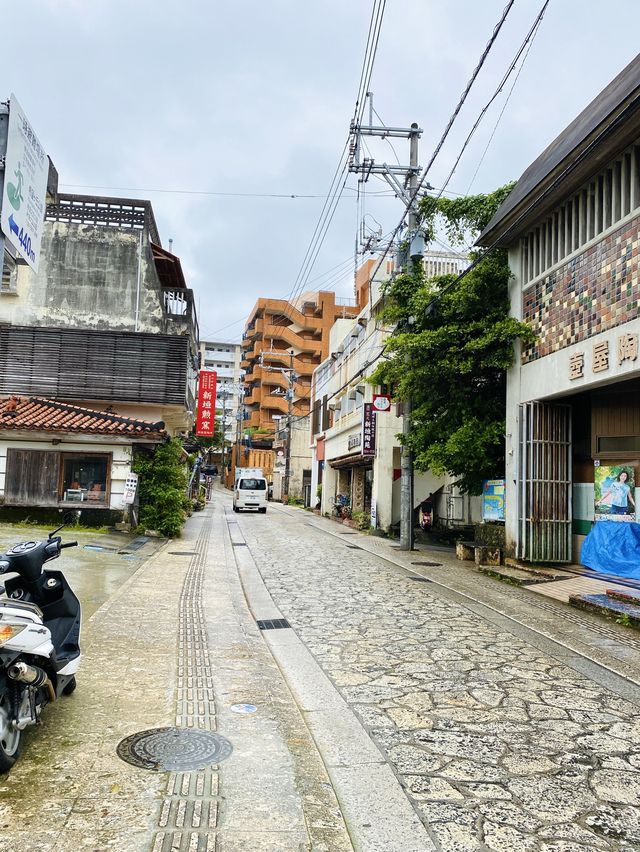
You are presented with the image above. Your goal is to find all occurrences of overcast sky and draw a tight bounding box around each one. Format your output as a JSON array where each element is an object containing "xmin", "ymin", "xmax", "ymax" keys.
[{"xmin": 2, "ymin": 1, "xmax": 638, "ymax": 342}]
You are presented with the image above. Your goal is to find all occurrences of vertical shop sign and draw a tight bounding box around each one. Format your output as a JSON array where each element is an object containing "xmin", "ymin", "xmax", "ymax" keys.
[
  {"xmin": 196, "ymin": 370, "xmax": 217, "ymax": 437},
  {"xmin": 362, "ymin": 403, "xmax": 376, "ymax": 456}
]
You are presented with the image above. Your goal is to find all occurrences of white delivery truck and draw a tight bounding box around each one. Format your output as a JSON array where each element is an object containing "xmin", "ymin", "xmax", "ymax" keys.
[{"xmin": 233, "ymin": 468, "xmax": 268, "ymax": 513}]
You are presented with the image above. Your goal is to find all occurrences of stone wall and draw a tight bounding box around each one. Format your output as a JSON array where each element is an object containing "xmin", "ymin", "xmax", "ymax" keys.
[{"xmin": 6, "ymin": 222, "xmax": 164, "ymax": 334}]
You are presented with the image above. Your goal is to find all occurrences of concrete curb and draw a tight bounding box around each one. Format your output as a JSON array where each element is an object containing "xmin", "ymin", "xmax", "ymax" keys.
[{"xmin": 232, "ymin": 511, "xmax": 436, "ymax": 852}]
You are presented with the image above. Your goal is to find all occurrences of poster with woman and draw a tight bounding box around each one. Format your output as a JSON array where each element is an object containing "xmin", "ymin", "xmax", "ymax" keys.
[{"xmin": 594, "ymin": 465, "xmax": 637, "ymax": 522}]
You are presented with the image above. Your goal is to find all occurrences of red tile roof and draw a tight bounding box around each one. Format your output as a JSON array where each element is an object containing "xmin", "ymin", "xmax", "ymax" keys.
[{"xmin": 0, "ymin": 397, "xmax": 167, "ymax": 439}]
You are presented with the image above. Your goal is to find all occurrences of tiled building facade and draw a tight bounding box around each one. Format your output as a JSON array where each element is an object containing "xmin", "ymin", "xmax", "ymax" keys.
[{"xmin": 479, "ymin": 54, "xmax": 640, "ymax": 563}]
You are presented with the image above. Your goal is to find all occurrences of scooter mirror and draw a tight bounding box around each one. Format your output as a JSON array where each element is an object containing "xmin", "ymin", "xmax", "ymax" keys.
[{"xmin": 48, "ymin": 512, "xmax": 76, "ymax": 540}]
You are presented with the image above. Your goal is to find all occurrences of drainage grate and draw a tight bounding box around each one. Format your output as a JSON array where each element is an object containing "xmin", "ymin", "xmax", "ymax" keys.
[
  {"xmin": 346, "ymin": 544, "xmax": 363, "ymax": 550},
  {"xmin": 117, "ymin": 727, "xmax": 232, "ymax": 771},
  {"xmin": 231, "ymin": 542, "xmax": 247, "ymax": 547},
  {"xmin": 256, "ymin": 618, "xmax": 291, "ymax": 631},
  {"xmin": 121, "ymin": 536, "xmax": 150, "ymax": 552},
  {"xmin": 409, "ymin": 576, "xmax": 432, "ymax": 583},
  {"xmin": 411, "ymin": 560, "xmax": 443, "ymax": 567},
  {"xmin": 168, "ymin": 551, "xmax": 198, "ymax": 556},
  {"xmin": 339, "ymin": 531, "xmax": 357, "ymax": 535}
]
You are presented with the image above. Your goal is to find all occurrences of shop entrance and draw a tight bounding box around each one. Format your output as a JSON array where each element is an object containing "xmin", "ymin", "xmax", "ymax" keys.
[{"xmin": 517, "ymin": 401, "xmax": 572, "ymax": 562}]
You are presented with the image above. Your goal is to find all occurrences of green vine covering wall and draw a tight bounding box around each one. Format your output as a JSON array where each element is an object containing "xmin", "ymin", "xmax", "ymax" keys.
[{"xmin": 133, "ymin": 438, "xmax": 190, "ymax": 538}]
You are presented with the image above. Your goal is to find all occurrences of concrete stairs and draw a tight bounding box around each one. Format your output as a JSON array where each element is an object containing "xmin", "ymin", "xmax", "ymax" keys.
[
  {"xmin": 478, "ymin": 563, "xmax": 572, "ymax": 586},
  {"xmin": 569, "ymin": 587, "xmax": 640, "ymax": 629}
]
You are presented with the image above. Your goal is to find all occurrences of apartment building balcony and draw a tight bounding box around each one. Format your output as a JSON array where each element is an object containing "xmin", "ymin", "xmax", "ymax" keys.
[
  {"xmin": 291, "ymin": 360, "xmax": 318, "ymax": 376},
  {"xmin": 246, "ymin": 410, "xmax": 263, "ymax": 430},
  {"xmin": 262, "ymin": 324, "xmax": 318, "ymax": 353},
  {"xmin": 244, "ymin": 391, "xmax": 262, "ymax": 407},
  {"xmin": 163, "ymin": 287, "xmax": 199, "ymax": 345}
]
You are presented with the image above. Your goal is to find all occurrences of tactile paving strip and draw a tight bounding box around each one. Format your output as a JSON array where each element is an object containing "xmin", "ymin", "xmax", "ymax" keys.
[{"xmin": 152, "ymin": 514, "xmax": 223, "ymax": 852}]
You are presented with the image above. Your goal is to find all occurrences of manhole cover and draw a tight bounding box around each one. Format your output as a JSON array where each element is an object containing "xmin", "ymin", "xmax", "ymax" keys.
[
  {"xmin": 411, "ymin": 560, "xmax": 442, "ymax": 567},
  {"xmin": 230, "ymin": 703, "xmax": 257, "ymax": 714},
  {"xmin": 116, "ymin": 727, "xmax": 232, "ymax": 771}
]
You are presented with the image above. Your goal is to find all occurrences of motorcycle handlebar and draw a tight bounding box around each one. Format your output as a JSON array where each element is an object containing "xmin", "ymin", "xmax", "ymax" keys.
[{"xmin": 59, "ymin": 541, "xmax": 78, "ymax": 549}]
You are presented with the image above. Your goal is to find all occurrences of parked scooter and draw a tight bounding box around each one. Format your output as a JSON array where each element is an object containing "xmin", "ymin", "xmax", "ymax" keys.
[{"xmin": 0, "ymin": 514, "xmax": 81, "ymax": 771}]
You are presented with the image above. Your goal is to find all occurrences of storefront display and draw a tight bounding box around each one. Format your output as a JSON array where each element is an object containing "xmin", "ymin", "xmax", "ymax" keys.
[{"xmin": 594, "ymin": 463, "xmax": 637, "ymax": 522}]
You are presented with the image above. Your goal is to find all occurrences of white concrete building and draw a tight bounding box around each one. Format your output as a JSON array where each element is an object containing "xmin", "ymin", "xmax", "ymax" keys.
[
  {"xmin": 310, "ymin": 260, "xmax": 480, "ymax": 533},
  {"xmin": 200, "ymin": 340, "xmax": 243, "ymax": 443}
]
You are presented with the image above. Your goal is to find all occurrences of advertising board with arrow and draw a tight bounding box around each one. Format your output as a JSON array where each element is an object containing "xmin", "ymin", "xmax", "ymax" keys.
[{"xmin": 1, "ymin": 95, "xmax": 49, "ymax": 272}]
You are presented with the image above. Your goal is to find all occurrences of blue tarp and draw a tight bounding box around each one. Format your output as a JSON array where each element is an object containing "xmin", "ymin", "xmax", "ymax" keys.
[{"xmin": 580, "ymin": 521, "xmax": 640, "ymax": 579}]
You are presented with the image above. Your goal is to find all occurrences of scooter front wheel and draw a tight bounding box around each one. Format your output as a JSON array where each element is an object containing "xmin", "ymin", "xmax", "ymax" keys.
[
  {"xmin": 62, "ymin": 676, "xmax": 77, "ymax": 696},
  {"xmin": 0, "ymin": 690, "xmax": 22, "ymax": 772}
]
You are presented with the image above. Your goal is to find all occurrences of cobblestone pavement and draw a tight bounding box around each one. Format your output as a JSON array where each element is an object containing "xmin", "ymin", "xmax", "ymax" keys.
[{"xmin": 236, "ymin": 506, "xmax": 640, "ymax": 852}]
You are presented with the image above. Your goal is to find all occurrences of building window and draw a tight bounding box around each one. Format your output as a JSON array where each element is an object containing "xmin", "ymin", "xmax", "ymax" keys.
[
  {"xmin": 61, "ymin": 453, "xmax": 110, "ymax": 504},
  {"xmin": 4, "ymin": 449, "xmax": 112, "ymax": 507},
  {"xmin": 520, "ymin": 141, "xmax": 640, "ymax": 285},
  {"xmin": 0, "ymin": 254, "xmax": 18, "ymax": 295},
  {"xmin": 596, "ymin": 436, "xmax": 640, "ymax": 455}
]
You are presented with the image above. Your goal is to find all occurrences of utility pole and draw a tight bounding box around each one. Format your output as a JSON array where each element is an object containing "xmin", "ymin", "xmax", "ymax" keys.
[
  {"xmin": 260, "ymin": 350, "xmax": 296, "ymax": 500},
  {"xmin": 283, "ymin": 350, "xmax": 294, "ymax": 500},
  {"xmin": 349, "ymin": 99, "xmax": 422, "ymax": 551},
  {"xmin": 399, "ymin": 123, "xmax": 421, "ymax": 551},
  {"xmin": 235, "ymin": 384, "xmax": 245, "ymax": 480}
]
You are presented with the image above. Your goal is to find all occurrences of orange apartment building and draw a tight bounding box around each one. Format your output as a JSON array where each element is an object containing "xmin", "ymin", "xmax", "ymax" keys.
[{"xmin": 241, "ymin": 290, "xmax": 361, "ymax": 441}]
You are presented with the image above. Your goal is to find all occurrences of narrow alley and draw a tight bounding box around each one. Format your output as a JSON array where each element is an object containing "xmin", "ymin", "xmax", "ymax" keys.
[{"xmin": 1, "ymin": 493, "xmax": 640, "ymax": 851}]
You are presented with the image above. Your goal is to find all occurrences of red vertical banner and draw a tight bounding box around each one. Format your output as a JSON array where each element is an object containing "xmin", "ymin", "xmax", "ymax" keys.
[{"xmin": 196, "ymin": 370, "xmax": 217, "ymax": 437}]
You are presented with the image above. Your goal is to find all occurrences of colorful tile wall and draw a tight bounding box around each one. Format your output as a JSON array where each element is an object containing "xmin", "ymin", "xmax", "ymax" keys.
[{"xmin": 521, "ymin": 217, "xmax": 640, "ymax": 363}]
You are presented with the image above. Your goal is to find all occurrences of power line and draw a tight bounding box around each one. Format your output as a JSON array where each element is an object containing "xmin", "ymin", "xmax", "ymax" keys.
[
  {"xmin": 432, "ymin": 0, "xmax": 552, "ymax": 204},
  {"xmin": 198, "ymin": 254, "xmax": 357, "ymax": 340},
  {"xmin": 281, "ymin": 0, "xmax": 387, "ymax": 314},
  {"xmin": 294, "ymin": 0, "xmax": 523, "ymax": 409},
  {"xmin": 366, "ymin": 0, "xmax": 518, "ymax": 283},
  {"xmin": 59, "ymin": 183, "xmax": 393, "ymax": 200},
  {"xmin": 465, "ymin": 8, "xmax": 547, "ymax": 193}
]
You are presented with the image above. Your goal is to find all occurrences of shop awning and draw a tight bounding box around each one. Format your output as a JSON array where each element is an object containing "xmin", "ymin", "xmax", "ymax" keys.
[{"xmin": 328, "ymin": 453, "xmax": 373, "ymax": 469}]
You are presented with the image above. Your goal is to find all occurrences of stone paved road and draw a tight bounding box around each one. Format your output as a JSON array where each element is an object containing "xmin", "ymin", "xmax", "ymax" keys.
[{"xmin": 235, "ymin": 505, "xmax": 640, "ymax": 851}]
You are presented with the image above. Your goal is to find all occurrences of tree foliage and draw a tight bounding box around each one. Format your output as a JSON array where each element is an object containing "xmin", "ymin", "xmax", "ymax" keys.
[
  {"xmin": 133, "ymin": 438, "xmax": 190, "ymax": 538},
  {"xmin": 372, "ymin": 183, "xmax": 535, "ymax": 494}
]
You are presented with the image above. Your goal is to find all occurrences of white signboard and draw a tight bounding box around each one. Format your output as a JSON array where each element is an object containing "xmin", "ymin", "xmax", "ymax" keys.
[
  {"xmin": 1, "ymin": 95, "xmax": 48, "ymax": 271},
  {"xmin": 122, "ymin": 472, "xmax": 139, "ymax": 506}
]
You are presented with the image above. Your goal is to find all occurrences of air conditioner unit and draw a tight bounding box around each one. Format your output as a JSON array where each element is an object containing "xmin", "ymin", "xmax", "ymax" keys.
[
  {"xmin": 328, "ymin": 401, "xmax": 339, "ymax": 411},
  {"xmin": 337, "ymin": 344, "xmax": 345, "ymax": 353}
]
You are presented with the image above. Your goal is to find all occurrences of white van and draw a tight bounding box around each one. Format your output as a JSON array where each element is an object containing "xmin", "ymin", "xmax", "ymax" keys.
[{"xmin": 233, "ymin": 475, "xmax": 268, "ymax": 513}]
